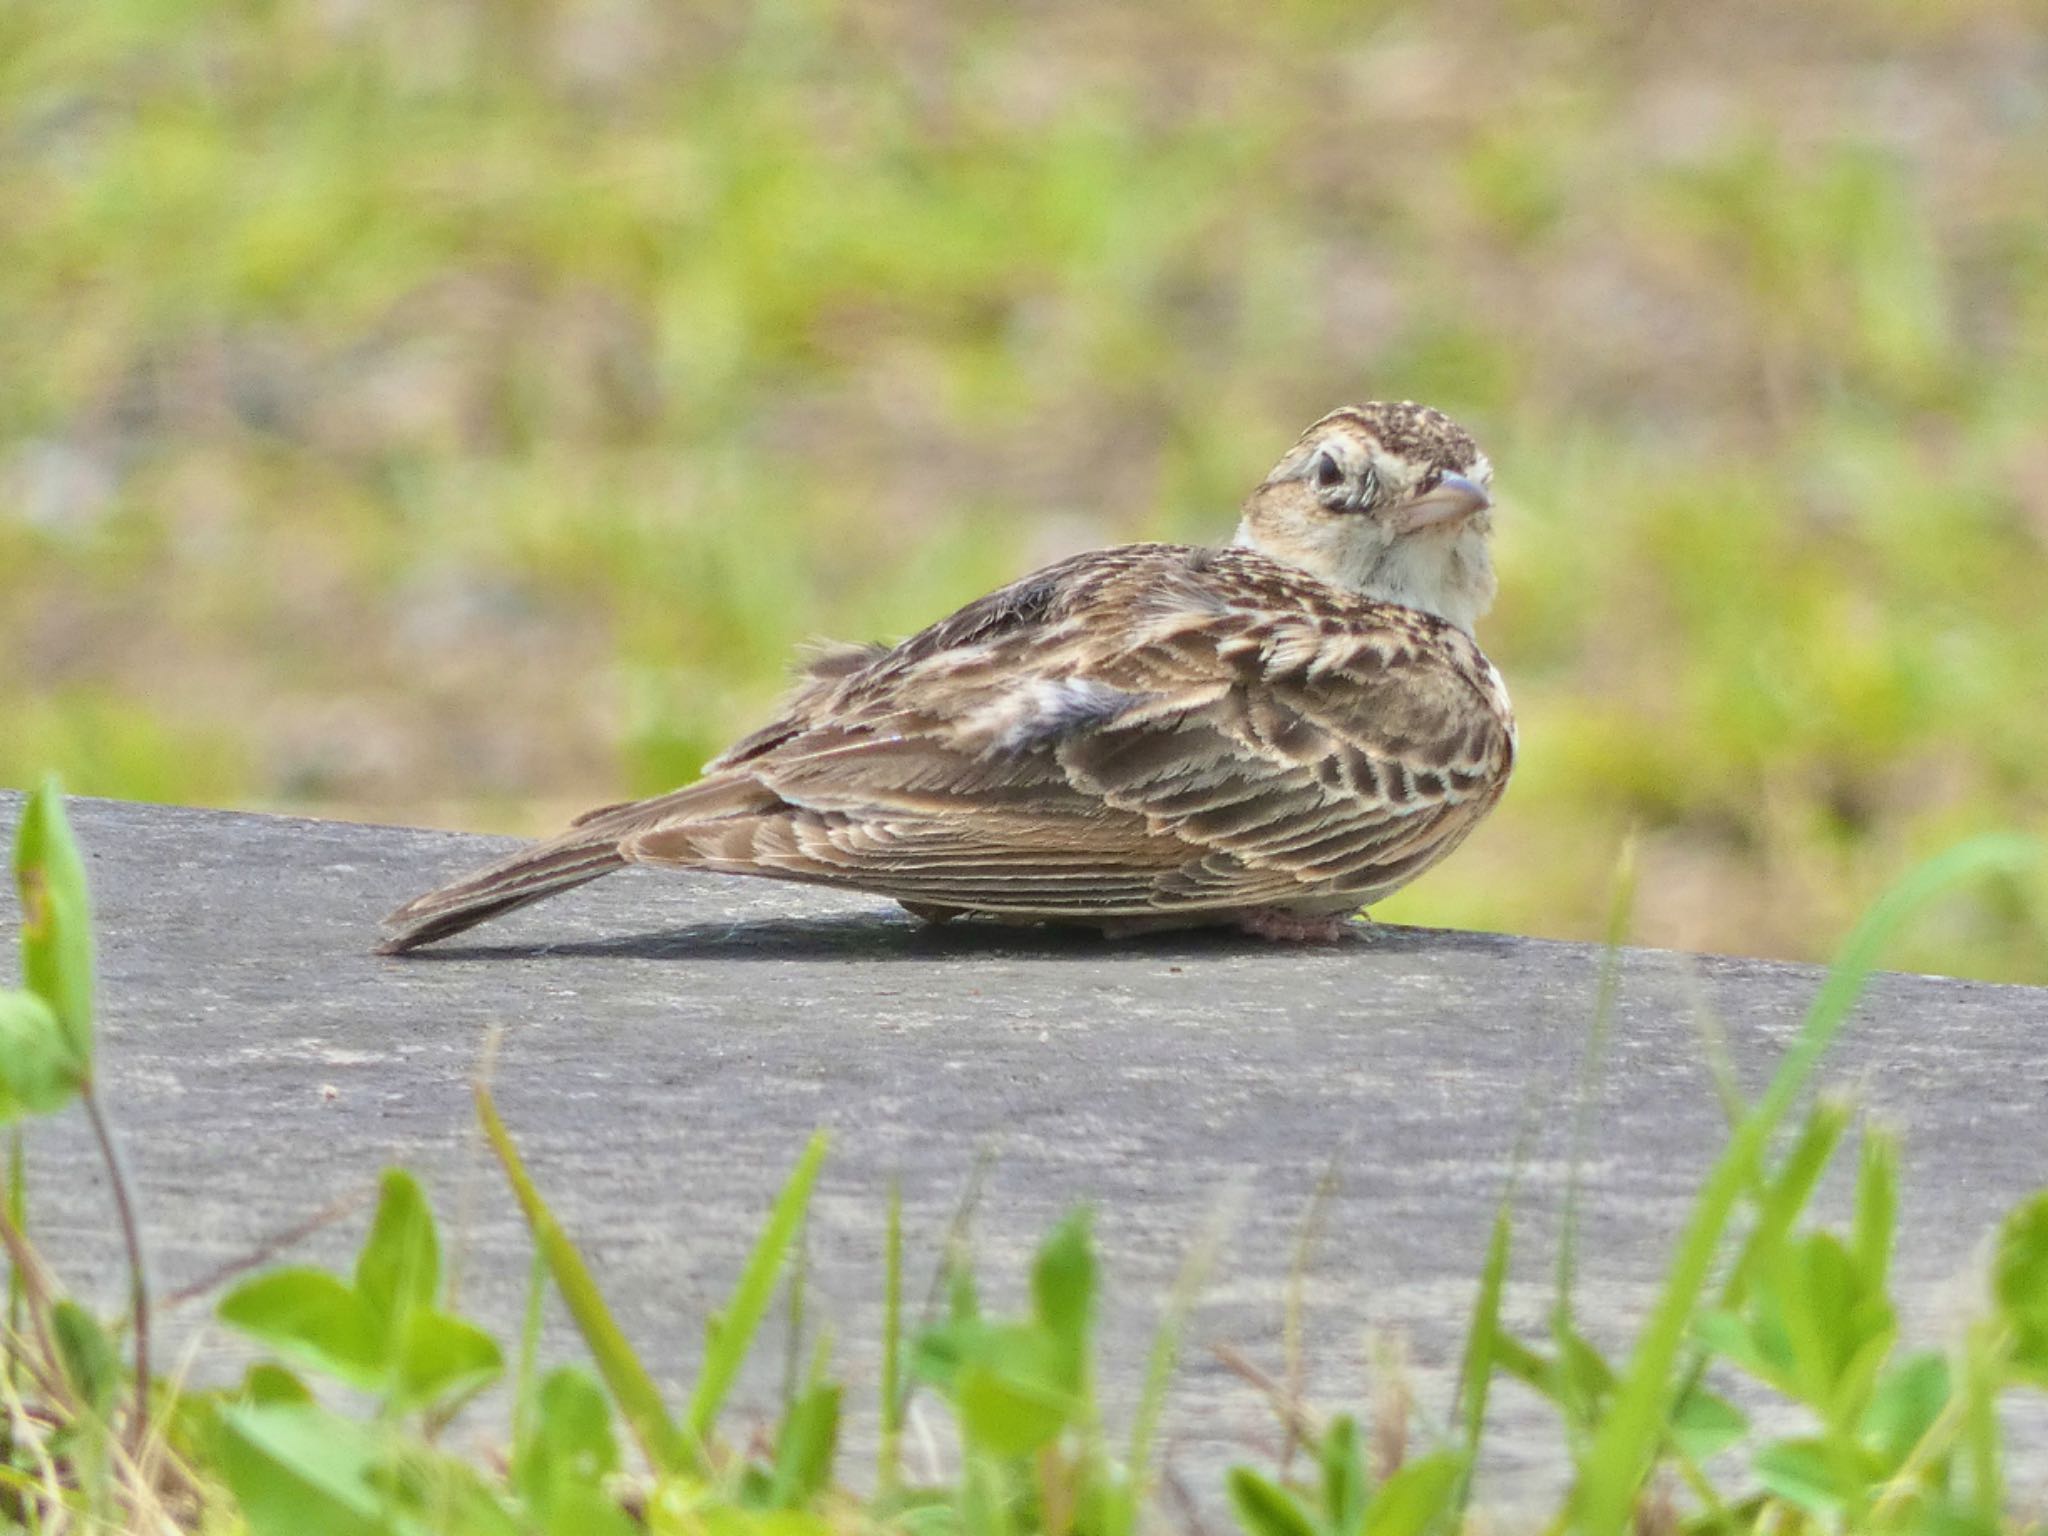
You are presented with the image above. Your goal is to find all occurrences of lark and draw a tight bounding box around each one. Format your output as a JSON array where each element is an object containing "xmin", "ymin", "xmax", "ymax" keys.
[{"xmin": 379, "ymin": 402, "xmax": 1514, "ymax": 952}]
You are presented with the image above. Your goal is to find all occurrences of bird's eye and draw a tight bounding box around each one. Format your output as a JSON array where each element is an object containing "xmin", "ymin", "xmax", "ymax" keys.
[{"xmin": 1311, "ymin": 451, "xmax": 1345, "ymax": 490}]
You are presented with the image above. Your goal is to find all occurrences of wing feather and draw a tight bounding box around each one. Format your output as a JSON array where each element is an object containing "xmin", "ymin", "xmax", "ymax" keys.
[{"xmin": 623, "ymin": 544, "xmax": 1513, "ymax": 916}]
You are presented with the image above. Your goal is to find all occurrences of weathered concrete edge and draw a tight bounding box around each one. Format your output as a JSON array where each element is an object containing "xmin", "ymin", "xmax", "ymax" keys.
[{"xmin": 0, "ymin": 786, "xmax": 2013, "ymax": 990}]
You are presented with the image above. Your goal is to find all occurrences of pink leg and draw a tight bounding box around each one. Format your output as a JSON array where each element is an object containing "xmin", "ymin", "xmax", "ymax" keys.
[{"xmin": 1230, "ymin": 907, "xmax": 1366, "ymax": 943}]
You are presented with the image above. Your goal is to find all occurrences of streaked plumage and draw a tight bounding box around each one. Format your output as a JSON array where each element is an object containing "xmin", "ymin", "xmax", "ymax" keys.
[{"xmin": 379, "ymin": 402, "xmax": 1514, "ymax": 951}]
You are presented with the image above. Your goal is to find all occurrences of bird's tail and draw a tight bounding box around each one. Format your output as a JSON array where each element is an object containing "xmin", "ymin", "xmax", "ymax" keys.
[
  {"xmin": 377, "ymin": 779, "xmax": 777, "ymax": 954},
  {"xmin": 376, "ymin": 831, "xmax": 629, "ymax": 954}
]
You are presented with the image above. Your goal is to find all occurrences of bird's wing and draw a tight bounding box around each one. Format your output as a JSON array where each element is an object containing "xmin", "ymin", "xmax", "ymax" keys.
[
  {"xmin": 625, "ymin": 545, "xmax": 1514, "ymax": 914},
  {"xmin": 1055, "ymin": 586, "xmax": 1515, "ymax": 905}
]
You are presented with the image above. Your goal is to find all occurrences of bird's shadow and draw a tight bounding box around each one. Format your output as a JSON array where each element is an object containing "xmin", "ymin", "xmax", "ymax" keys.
[{"xmin": 389, "ymin": 912, "xmax": 1521, "ymax": 965}]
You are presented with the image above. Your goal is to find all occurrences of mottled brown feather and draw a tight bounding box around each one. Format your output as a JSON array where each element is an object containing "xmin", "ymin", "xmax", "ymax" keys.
[{"xmin": 378, "ymin": 543, "xmax": 1512, "ymax": 951}]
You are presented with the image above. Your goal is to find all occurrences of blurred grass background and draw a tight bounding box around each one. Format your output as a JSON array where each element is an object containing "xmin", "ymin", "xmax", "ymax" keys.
[{"xmin": 4, "ymin": 0, "xmax": 2045, "ymax": 980}]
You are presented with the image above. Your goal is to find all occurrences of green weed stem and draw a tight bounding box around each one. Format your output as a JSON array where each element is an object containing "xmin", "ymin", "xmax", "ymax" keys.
[{"xmin": 79, "ymin": 1084, "xmax": 150, "ymax": 1453}]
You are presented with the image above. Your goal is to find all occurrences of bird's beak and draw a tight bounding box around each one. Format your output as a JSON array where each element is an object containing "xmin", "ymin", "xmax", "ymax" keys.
[{"xmin": 1396, "ymin": 473, "xmax": 1492, "ymax": 535}]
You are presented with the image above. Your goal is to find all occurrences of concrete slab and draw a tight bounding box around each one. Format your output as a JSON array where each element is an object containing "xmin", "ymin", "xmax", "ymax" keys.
[{"xmin": 2, "ymin": 791, "xmax": 2044, "ymax": 1512}]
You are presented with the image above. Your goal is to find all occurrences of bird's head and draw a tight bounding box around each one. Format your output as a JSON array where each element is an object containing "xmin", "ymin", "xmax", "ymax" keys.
[{"xmin": 1234, "ymin": 402, "xmax": 1497, "ymax": 633}]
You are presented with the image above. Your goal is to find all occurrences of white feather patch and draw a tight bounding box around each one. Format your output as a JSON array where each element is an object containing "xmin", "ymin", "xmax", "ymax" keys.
[{"xmin": 970, "ymin": 677, "xmax": 1145, "ymax": 751}]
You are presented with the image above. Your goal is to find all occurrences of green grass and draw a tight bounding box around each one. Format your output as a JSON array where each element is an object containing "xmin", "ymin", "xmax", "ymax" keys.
[
  {"xmin": 7, "ymin": 793, "xmax": 2048, "ymax": 1534},
  {"xmin": 3, "ymin": 0, "xmax": 2047, "ymax": 983}
]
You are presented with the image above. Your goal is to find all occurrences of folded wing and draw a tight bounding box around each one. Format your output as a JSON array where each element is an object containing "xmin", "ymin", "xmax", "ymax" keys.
[{"xmin": 624, "ymin": 545, "xmax": 1514, "ymax": 916}]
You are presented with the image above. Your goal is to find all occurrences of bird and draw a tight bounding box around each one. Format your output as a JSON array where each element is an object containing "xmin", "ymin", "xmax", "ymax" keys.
[{"xmin": 378, "ymin": 401, "xmax": 1514, "ymax": 953}]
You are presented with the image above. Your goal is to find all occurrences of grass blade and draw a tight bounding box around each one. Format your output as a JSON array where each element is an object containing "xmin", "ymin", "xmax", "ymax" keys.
[
  {"xmin": 878, "ymin": 1176, "xmax": 903, "ymax": 1496},
  {"xmin": 684, "ymin": 1131, "xmax": 828, "ymax": 1446},
  {"xmin": 475, "ymin": 1082, "xmax": 693, "ymax": 1476},
  {"xmin": 1553, "ymin": 835, "xmax": 1636, "ymax": 1454},
  {"xmin": 1572, "ymin": 832, "xmax": 2038, "ymax": 1535},
  {"xmin": 5, "ymin": 1132, "xmax": 21, "ymax": 1396},
  {"xmin": 1964, "ymin": 1319, "xmax": 2005, "ymax": 1525},
  {"xmin": 1282, "ymin": 1155, "xmax": 1339, "ymax": 1478},
  {"xmin": 1722, "ymin": 1095, "xmax": 1850, "ymax": 1307},
  {"xmin": 512, "ymin": 1247, "xmax": 546, "ymax": 1454},
  {"xmin": 1665, "ymin": 1095, "xmax": 1853, "ymax": 1438},
  {"xmin": 1451, "ymin": 1202, "xmax": 1511, "ymax": 1517},
  {"xmin": 1, "ymin": 1130, "xmax": 22, "ymax": 1493},
  {"xmin": 781, "ymin": 1211, "xmax": 810, "ymax": 1417},
  {"xmin": 1851, "ymin": 1123, "xmax": 1899, "ymax": 1296},
  {"xmin": 1117, "ymin": 1183, "xmax": 1242, "ymax": 1536}
]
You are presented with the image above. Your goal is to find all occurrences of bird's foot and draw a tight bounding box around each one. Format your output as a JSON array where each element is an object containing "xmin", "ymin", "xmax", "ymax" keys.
[
  {"xmin": 1230, "ymin": 907, "xmax": 1367, "ymax": 944},
  {"xmin": 899, "ymin": 901, "xmax": 962, "ymax": 927}
]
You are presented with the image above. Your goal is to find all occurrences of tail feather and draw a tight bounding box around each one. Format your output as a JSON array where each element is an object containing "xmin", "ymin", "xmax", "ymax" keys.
[
  {"xmin": 377, "ymin": 777, "xmax": 782, "ymax": 954},
  {"xmin": 377, "ymin": 837, "xmax": 630, "ymax": 954}
]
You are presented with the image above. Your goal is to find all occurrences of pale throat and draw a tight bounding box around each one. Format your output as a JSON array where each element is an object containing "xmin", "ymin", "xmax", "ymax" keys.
[
  {"xmin": 1359, "ymin": 532, "xmax": 1493, "ymax": 634},
  {"xmin": 1232, "ymin": 516, "xmax": 1493, "ymax": 634}
]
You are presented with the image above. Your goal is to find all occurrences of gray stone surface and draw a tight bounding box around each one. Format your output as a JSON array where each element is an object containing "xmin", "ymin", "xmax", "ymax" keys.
[{"xmin": 2, "ymin": 790, "xmax": 2045, "ymax": 1513}]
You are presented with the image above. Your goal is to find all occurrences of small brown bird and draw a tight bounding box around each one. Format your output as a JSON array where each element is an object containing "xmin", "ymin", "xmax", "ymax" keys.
[{"xmin": 379, "ymin": 402, "xmax": 1514, "ymax": 953}]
